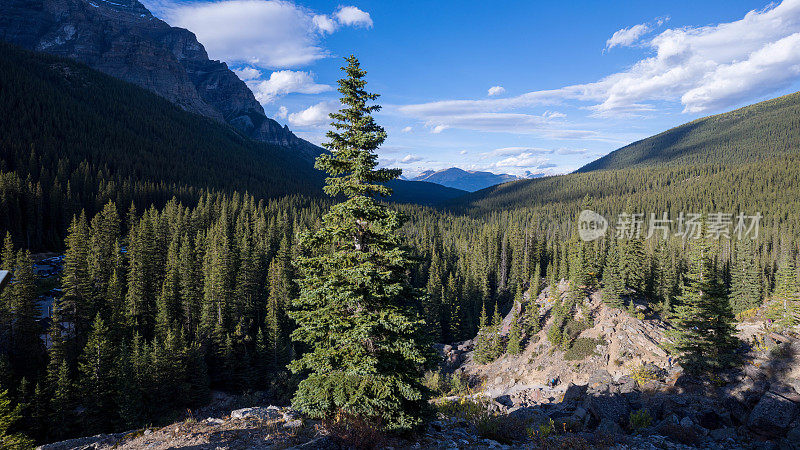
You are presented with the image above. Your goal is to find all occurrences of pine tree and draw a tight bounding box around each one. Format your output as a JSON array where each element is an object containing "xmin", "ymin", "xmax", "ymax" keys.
[
  {"xmin": 10, "ymin": 250, "xmax": 42, "ymax": 379},
  {"xmin": 768, "ymin": 248, "xmax": 800, "ymax": 328},
  {"xmin": 603, "ymin": 242, "xmax": 625, "ymax": 308},
  {"xmin": 79, "ymin": 314, "xmax": 117, "ymax": 432},
  {"xmin": 730, "ymin": 241, "xmax": 761, "ymax": 315},
  {"xmin": 62, "ymin": 213, "xmax": 93, "ymax": 341},
  {"xmin": 506, "ymin": 306, "xmax": 523, "ymax": 355},
  {"xmin": 288, "ymin": 56, "xmax": 431, "ymax": 432},
  {"xmin": 620, "ymin": 235, "xmax": 647, "ymax": 293},
  {"xmin": 178, "ymin": 235, "xmax": 202, "ymax": 336},
  {"xmin": 530, "ymin": 263, "xmax": 542, "ymax": 299},
  {"xmin": 155, "ymin": 234, "xmax": 182, "ymax": 337},
  {"xmin": 0, "ymin": 234, "xmax": 14, "ymax": 351},
  {"xmin": 473, "ymin": 302, "xmax": 493, "ymax": 364},
  {"xmin": 668, "ymin": 238, "xmax": 737, "ymax": 374},
  {"xmin": 0, "ymin": 389, "xmax": 33, "ymax": 450},
  {"xmin": 50, "ymin": 360, "xmax": 74, "ymax": 439}
]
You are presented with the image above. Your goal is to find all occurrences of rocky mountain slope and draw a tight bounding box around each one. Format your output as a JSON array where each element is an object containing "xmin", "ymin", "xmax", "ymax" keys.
[
  {"xmin": 0, "ymin": 0, "xmax": 321, "ymax": 161},
  {"xmin": 428, "ymin": 282, "xmax": 800, "ymax": 448}
]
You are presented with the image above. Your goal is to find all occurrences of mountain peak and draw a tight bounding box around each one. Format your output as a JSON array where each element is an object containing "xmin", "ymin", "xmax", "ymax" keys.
[
  {"xmin": 411, "ymin": 167, "xmax": 520, "ymax": 192},
  {"xmin": 0, "ymin": 0, "xmax": 323, "ymax": 162}
]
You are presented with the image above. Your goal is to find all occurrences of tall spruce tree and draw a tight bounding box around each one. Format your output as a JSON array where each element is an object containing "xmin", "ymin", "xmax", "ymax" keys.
[
  {"xmin": 288, "ymin": 56, "xmax": 431, "ymax": 432},
  {"xmin": 0, "ymin": 388, "xmax": 32, "ymax": 450},
  {"xmin": 769, "ymin": 247, "xmax": 800, "ymax": 328},
  {"xmin": 506, "ymin": 306, "xmax": 523, "ymax": 356},
  {"xmin": 10, "ymin": 250, "xmax": 41, "ymax": 379},
  {"xmin": 730, "ymin": 241, "xmax": 762, "ymax": 315},
  {"xmin": 668, "ymin": 237, "xmax": 737, "ymax": 373},
  {"xmin": 603, "ymin": 242, "xmax": 625, "ymax": 308},
  {"xmin": 79, "ymin": 315, "xmax": 117, "ymax": 432}
]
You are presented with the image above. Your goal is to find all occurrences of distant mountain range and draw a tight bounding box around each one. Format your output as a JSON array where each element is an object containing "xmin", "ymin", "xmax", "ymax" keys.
[
  {"xmin": 408, "ymin": 168, "xmax": 522, "ymax": 192},
  {"xmin": 448, "ymin": 89, "xmax": 800, "ymax": 213}
]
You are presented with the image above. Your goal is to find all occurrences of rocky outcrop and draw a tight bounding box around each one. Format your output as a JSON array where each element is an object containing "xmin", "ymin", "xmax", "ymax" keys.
[{"xmin": 0, "ymin": 0, "xmax": 322, "ymax": 161}]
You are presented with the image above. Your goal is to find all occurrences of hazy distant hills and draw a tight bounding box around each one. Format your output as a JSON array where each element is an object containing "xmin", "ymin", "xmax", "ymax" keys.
[
  {"xmin": 409, "ymin": 168, "xmax": 521, "ymax": 192},
  {"xmin": 577, "ymin": 91, "xmax": 800, "ymax": 172}
]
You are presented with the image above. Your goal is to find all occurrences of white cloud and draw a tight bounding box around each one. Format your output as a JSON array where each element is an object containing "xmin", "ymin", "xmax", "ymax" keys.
[
  {"xmin": 288, "ymin": 101, "xmax": 339, "ymax": 127},
  {"xmin": 156, "ymin": 1, "xmax": 373, "ymax": 69},
  {"xmin": 397, "ymin": 1, "xmax": 800, "ymax": 121},
  {"xmin": 681, "ymin": 31, "xmax": 800, "ymax": 112},
  {"xmin": 606, "ymin": 23, "xmax": 651, "ymax": 50},
  {"xmin": 233, "ymin": 66, "xmax": 262, "ymax": 80},
  {"xmin": 488, "ymin": 85, "xmax": 506, "ymax": 96},
  {"xmin": 334, "ymin": 6, "xmax": 373, "ymax": 28},
  {"xmin": 401, "ymin": 126, "xmax": 413, "ymax": 133},
  {"xmin": 459, "ymin": 150, "xmax": 468, "ymax": 155},
  {"xmin": 276, "ymin": 106, "xmax": 288, "ymax": 119},
  {"xmin": 247, "ymin": 70, "xmax": 332, "ymax": 104},
  {"xmin": 312, "ymin": 14, "xmax": 337, "ymax": 34},
  {"xmin": 401, "ymin": 154, "xmax": 423, "ymax": 163},
  {"xmin": 413, "ymin": 111, "xmax": 592, "ymax": 136}
]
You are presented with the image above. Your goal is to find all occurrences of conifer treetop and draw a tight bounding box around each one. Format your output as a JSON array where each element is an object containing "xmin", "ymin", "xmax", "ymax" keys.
[{"xmin": 316, "ymin": 55, "xmax": 400, "ymax": 198}]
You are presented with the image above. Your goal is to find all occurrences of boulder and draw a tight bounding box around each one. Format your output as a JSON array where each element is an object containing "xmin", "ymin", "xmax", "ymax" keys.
[
  {"xmin": 709, "ymin": 426, "xmax": 737, "ymax": 441},
  {"xmin": 748, "ymin": 392, "xmax": 799, "ymax": 437},
  {"xmin": 587, "ymin": 394, "xmax": 630, "ymax": 425},
  {"xmin": 562, "ymin": 383, "xmax": 587, "ymax": 403},
  {"xmin": 495, "ymin": 395, "xmax": 513, "ymax": 407},
  {"xmin": 230, "ymin": 406, "xmax": 282, "ymax": 421},
  {"xmin": 283, "ymin": 419, "xmax": 303, "ymax": 429},
  {"xmin": 596, "ymin": 418, "xmax": 624, "ymax": 436}
]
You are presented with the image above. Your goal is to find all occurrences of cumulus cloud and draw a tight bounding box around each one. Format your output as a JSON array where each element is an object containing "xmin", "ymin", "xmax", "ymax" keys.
[
  {"xmin": 155, "ymin": 1, "xmax": 373, "ymax": 69},
  {"xmin": 233, "ymin": 66, "xmax": 262, "ymax": 80},
  {"xmin": 397, "ymin": 1, "xmax": 800, "ymax": 122},
  {"xmin": 401, "ymin": 126, "xmax": 413, "ymax": 133},
  {"xmin": 430, "ymin": 124, "xmax": 449, "ymax": 134},
  {"xmin": 276, "ymin": 106, "xmax": 288, "ymax": 119},
  {"xmin": 247, "ymin": 70, "xmax": 332, "ymax": 103},
  {"xmin": 288, "ymin": 101, "xmax": 338, "ymax": 127},
  {"xmin": 334, "ymin": 6, "xmax": 373, "ymax": 28},
  {"xmin": 605, "ymin": 23, "xmax": 651, "ymax": 50},
  {"xmin": 488, "ymin": 86, "xmax": 506, "ymax": 96}
]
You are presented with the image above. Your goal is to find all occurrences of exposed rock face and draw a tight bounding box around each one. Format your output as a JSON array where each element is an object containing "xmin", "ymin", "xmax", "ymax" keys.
[{"xmin": 0, "ymin": 0, "xmax": 322, "ymax": 161}]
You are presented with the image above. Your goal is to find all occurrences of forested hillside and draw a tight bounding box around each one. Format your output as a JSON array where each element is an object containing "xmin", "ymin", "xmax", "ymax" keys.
[
  {"xmin": 0, "ymin": 44, "xmax": 465, "ymax": 250},
  {"xmin": 578, "ymin": 91, "xmax": 800, "ymax": 172},
  {"xmin": 0, "ymin": 43, "xmax": 322, "ymax": 249}
]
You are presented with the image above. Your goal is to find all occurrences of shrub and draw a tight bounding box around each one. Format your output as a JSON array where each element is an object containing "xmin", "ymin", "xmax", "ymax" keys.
[
  {"xmin": 423, "ymin": 371, "xmax": 473, "ymax": 397},
  {"xmin": 564, "ymin": 337, "xmax": 602, "ymax": 361},
  {"xmin": 627, "ymin": 363, "xmax": 660, "ymax": 385},
  {"xmin": 628, "ymin": 408, "xmax": 652, "ymax": 432}
]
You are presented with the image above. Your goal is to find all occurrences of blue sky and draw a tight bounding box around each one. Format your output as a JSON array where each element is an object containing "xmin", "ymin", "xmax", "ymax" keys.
[{"xmin": 142, "ymin": 0, "xmax": 800, "ymax": 177}]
